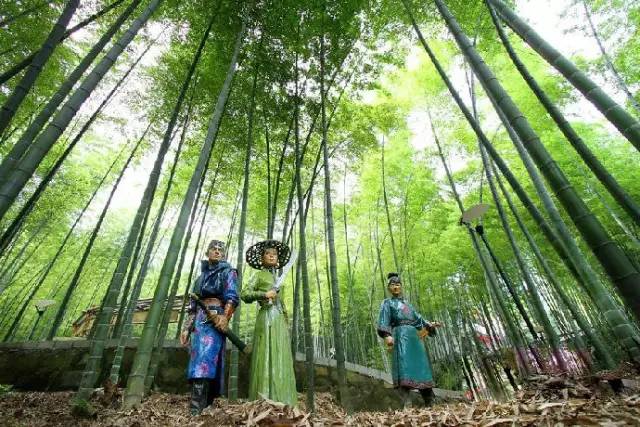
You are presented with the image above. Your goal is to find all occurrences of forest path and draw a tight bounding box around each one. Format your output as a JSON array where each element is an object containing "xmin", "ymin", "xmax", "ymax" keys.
[{"xmin": 1, "ymin": 388, "xmax": 639, "ymax": 426}]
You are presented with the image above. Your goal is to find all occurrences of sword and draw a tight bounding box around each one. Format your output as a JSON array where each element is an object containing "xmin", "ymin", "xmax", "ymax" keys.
[
  {"xmin": 189, "ymin": 293, "xmax": 251, "ymax": 354},
  {"xmin": 272, "ymin": 249, "xmax": 298, "ymax": 293}
]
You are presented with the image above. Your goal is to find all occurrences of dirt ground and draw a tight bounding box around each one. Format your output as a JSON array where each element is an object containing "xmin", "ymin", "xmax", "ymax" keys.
[{"xmin": 2, "ymin": 376, "xmax": 640, "ymax": 426}]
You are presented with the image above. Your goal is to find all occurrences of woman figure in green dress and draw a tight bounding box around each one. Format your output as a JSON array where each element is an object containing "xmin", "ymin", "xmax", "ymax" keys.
[
  {"xmin": 378, "ymin": 272, "xmax": 442, "ymax": 407},
  {"xmin": 242, "ymin": 239, "xmax": 298, "ymax": 406}
]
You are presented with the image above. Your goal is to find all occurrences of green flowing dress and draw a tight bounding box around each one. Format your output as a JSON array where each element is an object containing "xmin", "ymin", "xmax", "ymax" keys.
[
  {"xmin": 241, "ymin": 268, "xmax": 298, "ymax": 406},
  {"xmin": 377, "ymin": 296, "xmax": 436, "ymax": 389}
]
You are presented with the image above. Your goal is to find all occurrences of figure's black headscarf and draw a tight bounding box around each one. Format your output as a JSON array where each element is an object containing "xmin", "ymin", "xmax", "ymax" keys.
[
  {"xmin": 387, "ymin": 272, "xmax": 401, "ymax": 285},
  {"xmin": 207, "ymin": 240, "xmax": 226, "ymax": 251}
]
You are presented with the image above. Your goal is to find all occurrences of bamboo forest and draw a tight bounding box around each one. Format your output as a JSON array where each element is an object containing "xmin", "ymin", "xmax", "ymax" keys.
[{"xmin": 1, "ymin": 0, "xmax": 640, "ymax": 425}]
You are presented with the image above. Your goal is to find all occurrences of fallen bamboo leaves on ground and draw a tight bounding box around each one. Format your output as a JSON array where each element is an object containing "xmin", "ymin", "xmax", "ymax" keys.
[{"xmin": 2, "ymin": 377, "xmax": 640, "ymax": 426}]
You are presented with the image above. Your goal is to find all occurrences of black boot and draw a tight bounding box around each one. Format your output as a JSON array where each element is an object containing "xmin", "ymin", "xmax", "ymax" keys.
[
  {"xmin": 419, "ymin": 388, "xmax": 434, "ymax": 407},
  {"xmin": 397, "ymin": 386, "xmax": 412, "ymax": 409},
  {"xmin": 206, "ymin": 379, "xmax": 220, "ymax": 408},
  {"xmin": 190, "ymin": 379, "xmax": 208, "ymax": 415}
]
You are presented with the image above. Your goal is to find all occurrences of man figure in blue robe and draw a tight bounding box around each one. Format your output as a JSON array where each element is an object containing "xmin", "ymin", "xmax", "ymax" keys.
[{"xmin": 180, "ymin": 240, "xmax": 239, "ymax": 415}]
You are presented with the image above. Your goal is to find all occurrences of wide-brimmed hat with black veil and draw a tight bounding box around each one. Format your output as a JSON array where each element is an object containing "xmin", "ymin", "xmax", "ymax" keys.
[{"xmin": 245, "ymin": 239, "xmax": 291, "ymax": 270}]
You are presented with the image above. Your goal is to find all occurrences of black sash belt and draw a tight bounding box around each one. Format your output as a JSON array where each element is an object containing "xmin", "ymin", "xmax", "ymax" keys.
[{"xmin": 392, "ymin": 320, "xmax": 417, "ymax": 327}]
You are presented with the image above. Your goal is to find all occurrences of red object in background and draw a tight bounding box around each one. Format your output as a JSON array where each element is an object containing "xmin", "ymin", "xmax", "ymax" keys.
[{"xmin": 477, "ymin": 333, "xmax": 492, "ymax": 346}]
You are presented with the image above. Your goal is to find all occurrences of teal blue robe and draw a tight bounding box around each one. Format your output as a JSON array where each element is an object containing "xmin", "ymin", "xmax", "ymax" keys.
[{"xmin": 377, "ymin": 297, "xmax": 436, "ymax": 389}]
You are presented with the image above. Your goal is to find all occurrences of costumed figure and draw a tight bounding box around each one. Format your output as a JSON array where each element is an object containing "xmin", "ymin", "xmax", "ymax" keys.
[
  {"xmin": 242, "ymin": 239, "xmax": 298, "ymax": 406},
  {"xmin": 180, "ymin": 240, "xmax": 239, "ymax": 415},
  {"xmin": 377, "ymin": 272, "xmax": 442, "ymax": 408}
]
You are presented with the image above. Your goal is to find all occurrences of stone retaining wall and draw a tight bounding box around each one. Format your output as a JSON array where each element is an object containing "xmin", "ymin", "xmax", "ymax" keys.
[{"xmin": 0, "ymin": 339, "xmax": 464, "ymax": 411}]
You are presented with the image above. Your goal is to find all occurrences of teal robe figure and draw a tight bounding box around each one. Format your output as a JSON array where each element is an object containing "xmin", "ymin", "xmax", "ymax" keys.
[{"xmin": 377, "ymin": 296, "xmax": 437, "ymax": 390}]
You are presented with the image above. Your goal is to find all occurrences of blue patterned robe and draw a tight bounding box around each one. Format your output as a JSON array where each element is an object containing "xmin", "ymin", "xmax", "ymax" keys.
[
  {"xmin": 186, "ymin": 260, "xmax": 239, "ymax": 394},
  {"xmin": 377, "ymin": 296, "xmax": 436, "ymax": 389}
]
